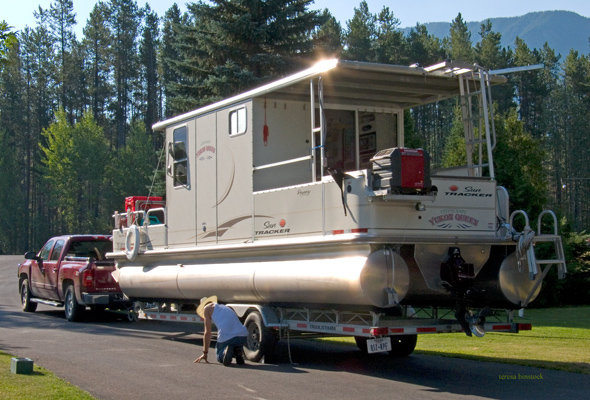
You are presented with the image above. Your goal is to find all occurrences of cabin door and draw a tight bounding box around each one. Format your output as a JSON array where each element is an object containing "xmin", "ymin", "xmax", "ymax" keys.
[
  {"xmin": 195, "ymin": 113, "xmax": 218, "ymax": 244},
  {"xmin": 166, "ymin": 122, "xmax": 197, "ymax": 246}
]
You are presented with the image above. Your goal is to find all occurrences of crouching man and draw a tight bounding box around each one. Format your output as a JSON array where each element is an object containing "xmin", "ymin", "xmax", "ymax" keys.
[{"xmin": 194, "ymin": 296, "xmax": 248, "ymax": 366}]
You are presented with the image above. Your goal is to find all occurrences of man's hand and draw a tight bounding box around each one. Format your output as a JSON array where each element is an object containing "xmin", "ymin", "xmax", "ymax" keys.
[{"xmin": 194, "ymin": 352, "xmax": 209, "ymax": 363}]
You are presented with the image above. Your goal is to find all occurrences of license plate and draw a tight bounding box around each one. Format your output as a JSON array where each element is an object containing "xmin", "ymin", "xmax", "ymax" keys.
[{"xmin": 367, "ymin": 337, "xmax": 392, "ymax": 354}]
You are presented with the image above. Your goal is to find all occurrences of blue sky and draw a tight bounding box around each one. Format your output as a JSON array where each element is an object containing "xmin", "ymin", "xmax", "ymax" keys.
[{"xmin": 5, "ymin": 0, "xmax": 590, "ymax": 37}]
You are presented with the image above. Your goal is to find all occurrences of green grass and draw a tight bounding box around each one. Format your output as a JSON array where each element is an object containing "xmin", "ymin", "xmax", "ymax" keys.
[
  {"xmin": 325, "ymin": 306, "xmax": 590, "ymax": 374},
  {"xmin": 0, "ymin": 351, "xmax": 96, "ymax": 400}
]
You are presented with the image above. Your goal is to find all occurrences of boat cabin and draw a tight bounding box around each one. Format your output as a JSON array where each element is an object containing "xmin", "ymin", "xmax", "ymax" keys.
[{"xmin": 114, "ymin": 59, "xmax": 506, "ymax": 251}]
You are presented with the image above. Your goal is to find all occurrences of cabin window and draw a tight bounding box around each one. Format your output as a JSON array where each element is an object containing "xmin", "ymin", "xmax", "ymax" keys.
[
  {"xmin": 229, "ymin": 107, "xmax": 247, "ymax": 136},
  {"xmin": 172, "ymin": 126, "xmax": 188, "ymax": 187},
  {"xmin": 38, "ymin": 239, "xmax": 56, "ymax": 261},
  {"xmin": 50, "ymin": 240, "xmax": 65, "ymax": 261}
]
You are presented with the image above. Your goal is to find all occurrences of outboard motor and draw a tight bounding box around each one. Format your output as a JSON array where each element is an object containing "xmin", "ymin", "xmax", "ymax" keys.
[
  {"xmin": 440, "ymin": 247, "xmax": 475, "ymax": 294},
  {"xmin": 439, "ymin": 247, "xmax": 488, "ymax": 337}
]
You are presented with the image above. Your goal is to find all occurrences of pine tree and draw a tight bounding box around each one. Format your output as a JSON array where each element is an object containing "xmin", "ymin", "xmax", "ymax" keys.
[
  {"xmin": 512, "ymin": 38, "xmax": 559, "ymax": 138},
  {"xmin": 556, "ymin": 51, "xmax": 590, "ymax": 230},
  {"xmin": 171, "ymin": 0, "xmax": 327, "ymax": 109},
  {"xmin": 474, "ymin": 20, "xmax": 514, "ymax": 113},
  {"xmin": 159, "ymin": 4, "xmax": 186, "ymax": 118},
  {"xmin": 312, "ymin": 10, "xmax": 343, "ymax": 59},
  {"xmin": 82, "ymin": 1, "xmax": 113, "ymax": 128},
  {"xmin": 405, "ymin": 23, "xmax": 445, "ymax": 67},
  {"xmin": 343, "ymin": 1, "xmax": 375, "ymax": 62},
  {"xmin": 48, "ymin": 0, "xmax": 79, "ymax": 121},
  {"xmin": 0, "ymin": 21, "xmax": 17, "ymax": 69},
  {"xmin": 446, "ymin": 13, "xmax": 474, "ymax": 63},
  {"xmin": 108, "ymin": 0, "xmax": 141, "ymax": 148},
  {"xmin": 41, "ymin": 110, "xmax": 111, "ymax": 232},
  {"xmin": 494, "ymin": 109, "xmax": 548, "ymax": 216},
  {"xmin": 139, "ymin": 4, "xmax": 160, "ymax": 145},
  {"xmin": 0, "ymin": 39, "xmax": 28, "ymax": 253},
  {"xmin": 373, "ymin": 7, "xmax": 405, "ymax": 64}
]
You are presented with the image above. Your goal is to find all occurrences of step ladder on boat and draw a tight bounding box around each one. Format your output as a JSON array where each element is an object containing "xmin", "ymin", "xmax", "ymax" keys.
[
  {"xmin": 510, "ymin": 210, "xmax": 567, "ymax": 307},
  {"xmin": 458, "ymin": 66, "xmax": 496, "ymax": 179},
  {"xmin": 423, "ymin": 62, "xmax": 497, "ymax": 179}
]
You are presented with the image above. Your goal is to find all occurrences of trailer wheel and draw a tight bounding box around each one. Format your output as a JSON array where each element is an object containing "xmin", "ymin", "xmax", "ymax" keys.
[
  {"xmin": 64, "ymin": 285, "xmax": 85, "ymax": 322},
  {"xmin": 20, "ymin": 278, "xmax": 37, "ymax": 312},
  {"xmin": 243, "ymin": 311, "xmax": 277, "ymax": 362},
  {"xmin": 388, "ymin": 334, "xmax": 417, "ymax": 357}
]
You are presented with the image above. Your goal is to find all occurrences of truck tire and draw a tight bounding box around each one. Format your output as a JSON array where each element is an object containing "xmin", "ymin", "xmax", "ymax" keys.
[
  {"xmin": 64, "ymin": 285, "xmax": 86, "ymax": 322},
  {"xmin": 243, "ymin": 311, "xmax": 277, "ymax": 363},
  {"xmin": 20, "ymin": 278, "xmax": 37, "ymax": 312},
  {"xmin": 388, "ymin": 334, "xmax": 417, "ymax": 357}
]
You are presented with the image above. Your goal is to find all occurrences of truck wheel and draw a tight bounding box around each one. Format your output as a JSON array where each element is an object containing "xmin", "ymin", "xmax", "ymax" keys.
[
  {"xmin": 388, "ymin": 334, "xmax": 417, "ymax": 357},
  {"xmin": 20, "ymin": 278, "xmax": 37, "ymax": 312},
  {"xmin": 64, "ymin": 285, "xmax": 86, "ymax": 322},
  {"xmin": 243, "ymin": 311, "xmax": 277, "ymax": 363}
]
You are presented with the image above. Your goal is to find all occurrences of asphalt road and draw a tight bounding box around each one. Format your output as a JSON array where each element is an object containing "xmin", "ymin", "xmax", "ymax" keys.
[{"xmin": 2, "ymin": 255, "xmax": 590, "ymax": 400}]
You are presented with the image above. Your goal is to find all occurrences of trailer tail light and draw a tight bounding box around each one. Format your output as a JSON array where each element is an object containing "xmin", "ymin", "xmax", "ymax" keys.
[
  {"xmin": 82, "ymin": 270, "xmax": 94, "ymax": 290},
  {"xmin": 518, "ymin": 323, "xmax": 532, "ymax": 331},
  {"xmin": 370, "ymin": 327, "xmax": 389, "ymax": 336}
]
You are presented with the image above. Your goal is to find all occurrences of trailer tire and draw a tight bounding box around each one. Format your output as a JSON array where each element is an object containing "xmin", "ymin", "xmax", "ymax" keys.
[
  {"xmin": 20, "ymin": 278, "xmax": 37, "ymax": 312},
  {"xmin": 388, "ymin": 334, "xmax": 417, "ymax": 357},
  {"xmin": 243, "ymin": 311, "xmax": 277, "ymax": 363},
  {"xmin": 125, "ymin": 225, "xmax": 140, "ymax": 261},
  {"xmin": 64, "ymin": 284, "xmax": 85, "ymax": 322}
]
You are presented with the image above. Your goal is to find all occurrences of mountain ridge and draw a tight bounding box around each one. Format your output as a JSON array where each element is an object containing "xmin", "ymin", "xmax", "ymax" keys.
[{"xmin": 400, "ymin": 10, "xmax": 590, "ymax": 58}]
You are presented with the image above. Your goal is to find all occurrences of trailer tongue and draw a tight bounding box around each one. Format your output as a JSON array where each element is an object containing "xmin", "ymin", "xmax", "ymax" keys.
[{"xmin": 108, "ymin": 60, "xmax": 566, "ymax": 361}]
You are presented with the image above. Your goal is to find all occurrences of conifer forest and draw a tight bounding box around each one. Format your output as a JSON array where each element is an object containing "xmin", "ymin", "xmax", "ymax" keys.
[{"xmin": 1, "ymin": 0, "xmax": 589, "ymax": 304}]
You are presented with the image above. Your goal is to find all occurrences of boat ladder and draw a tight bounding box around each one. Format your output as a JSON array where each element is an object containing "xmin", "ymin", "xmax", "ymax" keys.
[
  {"xmin": 458, "ymin": 66, "xmax": 496, "ymax": 179},
  {"xmin": 510, "ymin": 210, "xmax": 567, "ymax": 307}
]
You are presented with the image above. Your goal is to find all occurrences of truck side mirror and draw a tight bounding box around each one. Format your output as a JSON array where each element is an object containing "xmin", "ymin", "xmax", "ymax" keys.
[
  {"xmin": 25, "ymin": 251, "xmax": 43, "ymax": 273},
  {"xmin": 24, "ymin": 251, "xmax": 39, "ymax": 261}
]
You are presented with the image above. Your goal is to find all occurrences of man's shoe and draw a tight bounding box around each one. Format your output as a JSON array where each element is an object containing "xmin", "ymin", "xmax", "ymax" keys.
[
  {"xmin": 235, "ymin": 347, "xmax": 245, "ymax": 365},
  {"xmin": 223, "ymin": 346, "xmax": 233, "ymax": 366}
]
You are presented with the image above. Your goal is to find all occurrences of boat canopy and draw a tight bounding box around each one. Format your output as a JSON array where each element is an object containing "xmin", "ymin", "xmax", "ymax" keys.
[{"xmin": 152, "ymin": 59, "xmax": 507, "ymax": 132}]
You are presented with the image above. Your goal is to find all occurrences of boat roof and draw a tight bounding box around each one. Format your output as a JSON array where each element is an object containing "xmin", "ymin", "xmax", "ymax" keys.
[{"xmin": 153, "ymin": 59, "xmax": 507, "ymax": 132}]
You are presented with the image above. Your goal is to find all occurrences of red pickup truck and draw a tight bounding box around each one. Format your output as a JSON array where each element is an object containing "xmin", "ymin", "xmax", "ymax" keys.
[{"xmin": 17, "ymin": 235, "xmax": 128, "ymax": 322}]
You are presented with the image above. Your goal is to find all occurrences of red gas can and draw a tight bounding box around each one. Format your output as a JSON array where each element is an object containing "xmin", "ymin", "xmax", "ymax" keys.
[{"xmin": 371, "ymin": 148, "xmax": 431, "ymax": 194}]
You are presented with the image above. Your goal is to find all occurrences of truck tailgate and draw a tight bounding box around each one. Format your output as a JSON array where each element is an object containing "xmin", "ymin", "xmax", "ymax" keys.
[{"xmin": 90, "ymin": 262, "xmax": 120, "ymax": 291}]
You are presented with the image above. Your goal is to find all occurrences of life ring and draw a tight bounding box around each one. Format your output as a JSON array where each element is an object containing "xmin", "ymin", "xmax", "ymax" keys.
[{"xmin": 125, "ymin": 225, "xmax": 140, "ymax": 261}]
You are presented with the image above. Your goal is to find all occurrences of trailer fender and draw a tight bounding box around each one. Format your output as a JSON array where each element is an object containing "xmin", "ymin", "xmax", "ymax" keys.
[{"xmin": 228, "ymin": 304, "xmax": 283, "ymax": 329}]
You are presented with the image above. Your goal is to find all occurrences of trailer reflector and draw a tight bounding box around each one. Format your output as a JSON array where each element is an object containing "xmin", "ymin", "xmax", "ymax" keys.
[
  {"xmin": 417, "ymin": 327, "xmax": 437, "ymax": 333},
  {"xmin": 491, "ymin": 324, "xmax": 512, "ymax": 331},
  {"xmin": 518, "ymin": 323, "xmax": 532, "ymax": 331},
  {"xmin": 370, "ymin": 327, "xmax": 389, "ymax": 336}
]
